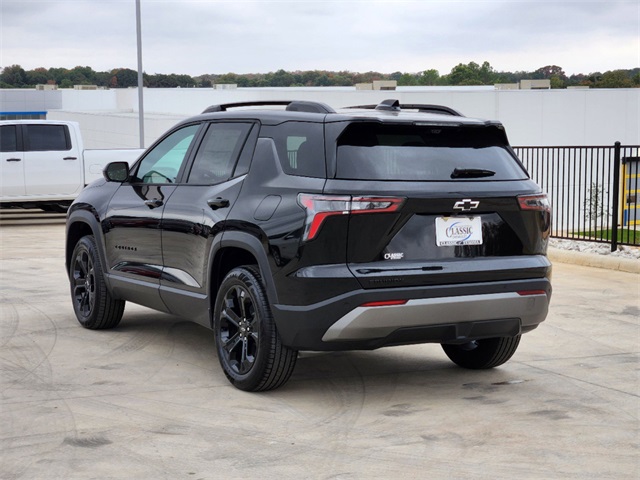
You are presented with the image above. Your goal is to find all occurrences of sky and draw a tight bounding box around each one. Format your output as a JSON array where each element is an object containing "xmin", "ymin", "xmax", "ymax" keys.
[{"xmin": 1, "ymin": 0, "xmax": 638, "ymax": 76}]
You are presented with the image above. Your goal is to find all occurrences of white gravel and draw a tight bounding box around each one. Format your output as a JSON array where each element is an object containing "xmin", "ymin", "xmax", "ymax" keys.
[{"xmin": 550, "ymin": 238, "xmax": 640, "ymax": 260}]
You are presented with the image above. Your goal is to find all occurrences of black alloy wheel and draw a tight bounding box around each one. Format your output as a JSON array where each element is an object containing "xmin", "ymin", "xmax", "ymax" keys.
[
  {"xmin": 214, "ymin": 266, "xmax": 297, "ymax": 391},
  {"xmin": 70, "ymin": 236, "xmax": 124, "ymax": 329},
  {"xmin": 219, "ymin": 284, "xmax": 259, "ymax": 375},
  {"xmin": 72, "ymin": 246, "xmax": 96, "ymax": 317}
]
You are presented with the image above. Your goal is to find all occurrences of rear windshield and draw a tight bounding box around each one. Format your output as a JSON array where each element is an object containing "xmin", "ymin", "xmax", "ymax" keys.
[{"xmin": 336, "ymin": 123, "xmax": 528, "ymax": 181}]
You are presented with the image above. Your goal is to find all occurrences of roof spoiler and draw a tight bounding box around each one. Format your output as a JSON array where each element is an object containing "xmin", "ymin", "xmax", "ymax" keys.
[{"xmin": 345, "ymin": 99, "xmax": 464, "ymax": 117}]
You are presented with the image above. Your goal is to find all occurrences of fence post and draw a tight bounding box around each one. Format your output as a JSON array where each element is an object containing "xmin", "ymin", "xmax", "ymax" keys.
[{"xmin": 611, "ymin": 141, "xmax": 621, "ymax": 252}]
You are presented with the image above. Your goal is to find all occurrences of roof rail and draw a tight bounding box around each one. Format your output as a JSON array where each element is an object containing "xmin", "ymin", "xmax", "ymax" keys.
[
  {"xmin": 286, "ymin": 100, "xmax": 335, "ymax": 114},
  {"xmin": 345, "ymin": 99, "xmax": 464, "ymax": 117},
  {"xmin": 202, "ymin": 100, "xmax": 335, "ymax": 114}
]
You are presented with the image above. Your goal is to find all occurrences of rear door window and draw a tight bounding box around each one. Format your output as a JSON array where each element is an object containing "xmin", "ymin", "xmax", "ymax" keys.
[
  {"xmin": 0, "ymin": 125, "xmax": 18, "ymax": 152},
  {"xmin": 336, "ymin": 123, "xmax": 527, "ymax": 181},
  {"xmin": 187, "ymin": 122, "xmax": 252, "ymax": 184},
  {"xmin": 24, "ymin": 124, "xmax": 70, "ymax": 151}
]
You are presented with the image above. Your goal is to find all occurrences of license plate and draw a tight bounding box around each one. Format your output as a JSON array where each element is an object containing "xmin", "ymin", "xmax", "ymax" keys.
[{"xmin": 435, "ymin": 216, "xmax": 483, "ymax": 246}]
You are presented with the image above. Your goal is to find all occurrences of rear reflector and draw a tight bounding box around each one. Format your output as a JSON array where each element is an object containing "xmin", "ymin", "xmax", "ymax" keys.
[
  {"xmin": 360, "ymin": 299, "xmax": 408, "ymax": 307},
  {"xmin": 517, "ymin": 290, "xmax": 547, "ymax": 296}
]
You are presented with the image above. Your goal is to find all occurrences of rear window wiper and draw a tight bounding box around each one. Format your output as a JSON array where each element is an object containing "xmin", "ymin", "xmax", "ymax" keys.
[{"xmin": 451, "ymin": 168, "xmax": 496, "ymax": 179}]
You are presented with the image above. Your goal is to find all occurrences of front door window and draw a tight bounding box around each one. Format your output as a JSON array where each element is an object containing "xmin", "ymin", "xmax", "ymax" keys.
[{"xmin": 133, "ymin": 124, "xmax": 200, "ymax": 184}]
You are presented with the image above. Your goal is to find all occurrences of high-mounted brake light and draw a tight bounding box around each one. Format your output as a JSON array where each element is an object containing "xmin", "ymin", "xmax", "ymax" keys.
[
  {"xmin": 297, "ymin": 194, "xmax": 405, "ymax": 241},
  {"xmin": 518, "ymin": 194, "xmax": 551, "ymax": 212}
]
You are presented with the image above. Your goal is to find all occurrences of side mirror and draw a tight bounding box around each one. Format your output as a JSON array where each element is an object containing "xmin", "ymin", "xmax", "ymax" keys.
[{"xmin": 103, "ymin": 162, "xmax": 130, "ymax": 182}]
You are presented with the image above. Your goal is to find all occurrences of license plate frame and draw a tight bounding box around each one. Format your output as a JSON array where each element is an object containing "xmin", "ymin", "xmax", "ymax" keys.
[{"xmin": 435, "ymin": 216, "xmax": 483, "ymax": 246}]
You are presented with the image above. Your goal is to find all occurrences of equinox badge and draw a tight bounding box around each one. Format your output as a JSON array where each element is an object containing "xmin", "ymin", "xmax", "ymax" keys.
[{"xmin": 453, "ymin": 199, "xmax": 480, "ymax": 212}]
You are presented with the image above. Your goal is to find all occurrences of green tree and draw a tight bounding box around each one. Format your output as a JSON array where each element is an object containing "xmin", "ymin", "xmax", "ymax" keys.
[
  {"xmin": 596, "ymin": 70, "xmax": 634, "ymax": 88},
  {"xmin": 397, "ymin": 73, "xmax": 417, "ymax": 86},
  {"xmin": 26, "ymin": 67, "xmax": 49, "ymax": 85},
  {"xmin": 301, "ymin": 70, "xmax": 320, "ymax": 86},
  {"xmin": 316, "ymin": 74, "xmax": 331, "ymax": 86},
  {"xmin": 419, "ymin": 69, "xmax": 440, "ymax": 85},
  {"xmin": 48, "ymin": 67, "xmax": 70, "ymax": 85},
  {"xmin": 69, "ymin": 66, "xmax": 97, "ymax": 85},
  {"xmin": 448, "ymin": 61, "xmax": 496, "ymax": 85},
  {"xmin": 534, "ymin": 65, "xmax": 565, "ymax": 79},
  {"xmin": 478, "ymin": 61, "xmax": 496, "ymax": 84},
  {"xmin": 550, "ymin": 75, "xmax": 564, "ymax": 89},
  {"xmin": 271, "ymin": 69, "xmax": 295, "ymax": 87},
  {"xmin": 111, "ymin": 68, "xmax": 138, "ymax": 88},
  {"xmin": 449, "ymin": 62, "xmax": 482, "ymax": 85},
  {"xmin": 1, "ymin": 65, "xmax": 28, "ymax": 87}
]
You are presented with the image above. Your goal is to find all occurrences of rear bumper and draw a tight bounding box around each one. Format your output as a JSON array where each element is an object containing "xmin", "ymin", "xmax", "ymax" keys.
[
  {"xmin": 272, "ymin": 278, "xmax": 551, "ymax": 351},
  {"xmin": 322, "ymin": 291, "xmax": 547, "ymax": 342}
]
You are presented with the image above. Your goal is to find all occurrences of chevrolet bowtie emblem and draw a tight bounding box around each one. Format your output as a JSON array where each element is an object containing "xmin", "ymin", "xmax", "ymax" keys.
[{"xmin": 453, "ymin": 199, "xmax": 480, "ymax": 211}]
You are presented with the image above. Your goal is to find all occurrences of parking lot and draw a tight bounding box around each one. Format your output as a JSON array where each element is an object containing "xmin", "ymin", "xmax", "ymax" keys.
[{"xmin": 1, "ymin": 212, "xmax": 638, "ymax": 479}]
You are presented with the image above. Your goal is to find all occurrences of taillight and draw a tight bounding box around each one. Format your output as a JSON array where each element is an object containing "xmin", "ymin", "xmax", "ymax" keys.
[
  {"xmin": 350, "ymin": 197, "xmax": 405, "ymax": 214},
  {"xmin": 297, "ymin": 194, "xmax": 351, "ymax": 241},
  {"xmin": 297, "ymin": 194, "xmax": 405, "ymax": 241},
  {"xmin": 518, "ymin": 194, "xmax": 551, "ymax": 212}
]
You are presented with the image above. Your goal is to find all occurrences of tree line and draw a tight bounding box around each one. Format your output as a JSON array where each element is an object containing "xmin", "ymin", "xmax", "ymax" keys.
[{"xmin": 1, "ymin": 62, "xmax": 638, "ymax": 89}]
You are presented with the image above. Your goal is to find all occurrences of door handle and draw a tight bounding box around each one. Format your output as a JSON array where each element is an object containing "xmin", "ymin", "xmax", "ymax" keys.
[
  {"xmin": 6, "ymin": 158, "xmax": 21, "ymax": 162},
  {"xmin": 63, "ymin": 156, "xmax": 78, "ymax": 160},
  {"xmin": 144, "ymin": 199, "xmax": 163, "ymax": 209},
  {"xmin": 208, "ymin": 197, "xmax": 230, "ymax": 210}
]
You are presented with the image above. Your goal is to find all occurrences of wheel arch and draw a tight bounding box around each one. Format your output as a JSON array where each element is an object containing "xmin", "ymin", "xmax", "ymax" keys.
[
  {"xmin": 65, "ymin": 207, "xmax": 108, "ymax": 282},
  {"xmin": 208, "ymin": 230, "xmax": 278, "ymax": 327}
]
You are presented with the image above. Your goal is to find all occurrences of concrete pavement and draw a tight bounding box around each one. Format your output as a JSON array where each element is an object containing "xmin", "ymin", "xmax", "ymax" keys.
[{"xmin": 1, "ymin": 218, "xmax": 638, "ymax": 479}]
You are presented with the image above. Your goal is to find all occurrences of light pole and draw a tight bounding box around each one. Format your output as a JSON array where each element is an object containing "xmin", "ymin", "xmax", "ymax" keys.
[{"xmin": 136, "ymin": 0, "xmax": 145, "ymax": 148}]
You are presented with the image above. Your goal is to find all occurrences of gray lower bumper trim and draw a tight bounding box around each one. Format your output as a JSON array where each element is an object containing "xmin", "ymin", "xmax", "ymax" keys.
[{"xmin": 321, "ymin": 292, "xmax": 549, "ymax": 342}]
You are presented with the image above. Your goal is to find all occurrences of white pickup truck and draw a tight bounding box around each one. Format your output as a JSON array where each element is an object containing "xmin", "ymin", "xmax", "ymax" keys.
[{"xmin": 0, "ymin": 120, "xmax": 143, "ymax": 212}]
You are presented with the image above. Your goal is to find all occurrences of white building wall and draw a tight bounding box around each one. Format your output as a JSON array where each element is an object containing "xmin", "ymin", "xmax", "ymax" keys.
[
  {"xmin": 47, "ymin": 110, "xmax": 183, "ymax": 148},
  {"xmin": 0, "ymin": 89, "xmax": 62, "ymax": 111},
  {"xmin": 30, "ymin": 87, "xmax": 640, "ymax": 148},
  {"xmin": 58, "ymin": 89, "xmax": 120, "ymax": 111}
]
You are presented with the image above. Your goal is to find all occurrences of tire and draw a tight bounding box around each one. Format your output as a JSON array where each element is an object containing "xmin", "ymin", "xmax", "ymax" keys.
[
  {"xmin": 70, "ymin": 235, "xmax": 125, "ymax": 329},
  {"xmin": 442, "ymin": 335, "xmax": 521, "ymax": 369},
  {"xmin": 213, "ymin": 266, "xmax": 297, "ymax": 391}
]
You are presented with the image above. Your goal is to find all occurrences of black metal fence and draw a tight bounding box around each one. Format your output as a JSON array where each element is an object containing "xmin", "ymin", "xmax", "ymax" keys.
[{"xmin": 513, "ymin": 143, "xmax": 639, "ymax": 250}]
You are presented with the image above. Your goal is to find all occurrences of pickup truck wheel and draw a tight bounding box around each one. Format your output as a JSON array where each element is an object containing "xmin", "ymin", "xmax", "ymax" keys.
[
  {"xmin": 70, "ymin": 236, "xmax": 125, "ymax": 329},
  {"xmin": 213, "ymin": 266, "xmax": 297, "ymax": 391},
  {"xmin": 442, "ymin": 335, "xmax": 521, "ymax": 369}
]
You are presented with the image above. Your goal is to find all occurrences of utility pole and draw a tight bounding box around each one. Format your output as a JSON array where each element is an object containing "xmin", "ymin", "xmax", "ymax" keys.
[{"xmin": 136, "ymin": 0, "xmax": 145, "ymax": 148}]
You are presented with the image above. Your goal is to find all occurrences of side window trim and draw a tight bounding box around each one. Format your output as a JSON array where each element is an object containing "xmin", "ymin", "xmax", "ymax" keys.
[
  {"xmin": 174, "ymin": 123, "xmax": 207, "ymax": 184},
  {"xmin": 232, "ymin": 123, "xmax": 259, "ymax": 178}
]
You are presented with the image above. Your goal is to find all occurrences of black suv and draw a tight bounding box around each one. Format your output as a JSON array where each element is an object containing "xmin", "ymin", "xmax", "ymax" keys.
[{"xmin": 66, "ymin": 99, "xmax": 551, "ymax": 391}]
